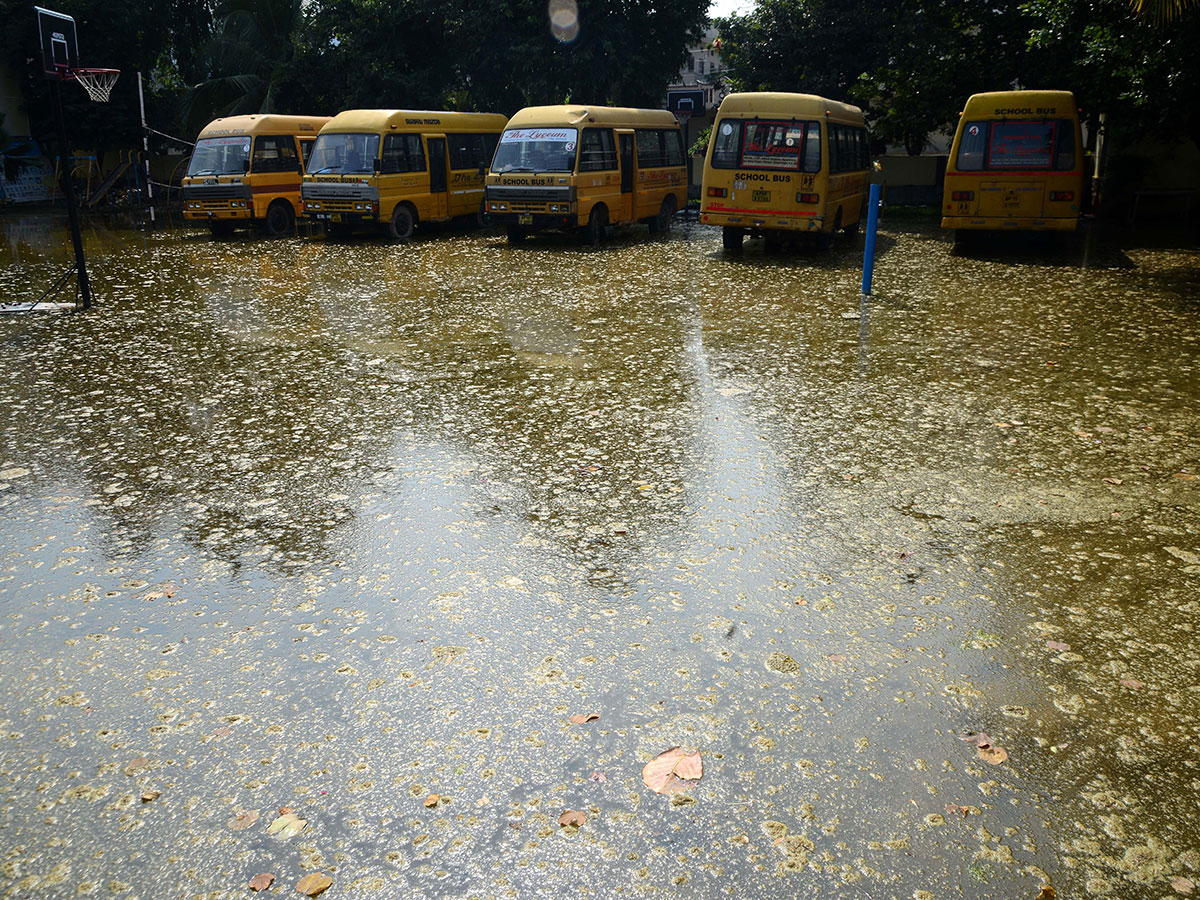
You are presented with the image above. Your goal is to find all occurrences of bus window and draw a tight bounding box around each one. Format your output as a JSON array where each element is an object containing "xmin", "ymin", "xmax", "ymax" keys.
[
  {"xmin": 956, "ymin": 122, "xmax": 986, "ymax": 171},
  {"xmin": 299, "ymin": 138, "xmax": 315, "ymax": 166},
  {"xmin": 989, "ymin": 122, "xmax": 1054, "ymax": 169},
  {"xmin": 712, "ymin": 121, "xmax": 740, "ymax": 168},
  {"xmin": 449, "ymin": 133, "xmax": 493, "ymax": 170},
  {"xmin": 308, "ymin": 133, "xmax": 380, "ymax": 174},
  {"xmin": 579, "ymin": 128, "xmax": 617, "ymax": 171},
  {"xmin": 381, "ymin": 133, "xmax": 425, "ymax": 173},
  {"xmin": 252, "ymin": 135, "xmax": 298, "ymax": 173},
  {"xmin": 1054, "ymin": 121, "xmax": 1075, "ymax": 170}
]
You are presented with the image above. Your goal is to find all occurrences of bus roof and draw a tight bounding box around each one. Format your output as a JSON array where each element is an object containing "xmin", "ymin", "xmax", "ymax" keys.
[
  {"xmin": 506, "ymin": 106, "xmax": 680, "ymax": 130},
  {"xmin": 321, "ymin": 109, "xmax": 508, "ymax": 134},
  {"xmin": 197, "ymin": 115, "xmax": 330, "ymax": 138},
  {"xmin": 715, "ymin": 92, "xmax": 864, "ymax": 123},
  {"xmin": 961, "ymin": 91, "xmax": 1078, "ymax": 118}
]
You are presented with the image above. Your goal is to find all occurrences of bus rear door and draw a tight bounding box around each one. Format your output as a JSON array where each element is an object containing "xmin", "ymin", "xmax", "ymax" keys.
[
  {"xmin": 617, "ymin": 130, "xmax": 635, "ymax": 225},
  {"xmin": 427, "ymin": 136, "xmax": 449, "ymax": 220}
]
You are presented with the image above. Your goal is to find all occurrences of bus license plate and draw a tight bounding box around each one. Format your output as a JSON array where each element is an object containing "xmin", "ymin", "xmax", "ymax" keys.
[
  {"xmin": 753, "ymin": 190, "xmax": 771, "ymax": 202},
  {"xmin": 331, "ymin": 213, "xmax": 342, "ymax": 222},
  {"xmin": 518, "ymin": 214, "xmax": 533, "ymax": 224}
]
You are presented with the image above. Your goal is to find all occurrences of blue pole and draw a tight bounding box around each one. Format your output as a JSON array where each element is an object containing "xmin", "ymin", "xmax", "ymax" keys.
[{"xmin": 861, "ymin": 183, "xmax": 882, "ymax": 296}]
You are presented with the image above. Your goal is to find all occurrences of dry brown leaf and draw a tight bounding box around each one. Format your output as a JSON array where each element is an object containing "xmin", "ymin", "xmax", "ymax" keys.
[
  {"xmin": 295, "ymin": 872, "xmax": 332, "ymax": 897},
  {"xmin": 163, "ymin": 582, "xmax": 178, "ymax": 597},
  {"xmin": 568, "ymin": 713, "xmax": 600, "ymax": 724},
  {"xmin": 589, "ymin": 770, "xmax": 607, "ymax": 783},
  {"xmin": 248, "ymin": 873, "xmax": 274, "ymax": 892},
  {"xmin": 123, "ymin": 757, "xmax": 149, "ymax": 776},
  {"xmin": 1173, "ymin": 472, "xmax": 1197, "ymax": 481},
  {"xmin": 140, "ymin": 790, "xmax": 160, "ymax": 803},
  {"xmin": 1045, "ymin": 640, "xmax": 1070, "ymax": 652},
  {"xmin": 559, "ymin": 809, "xmax": 587, "ymax": 827},
  {"xmin": 266, "ymin": 812, "xmax": 306, "ymax": 837},
  {"xmin": 1103, "ymin": 477, "xmax": 1123, "ymax": 485},
  {"xmin": 978, "ymin": 745, "xmax": 1009, "ymax": 765},
  {"xmin": 1121, "ymin": 678, "xmax": 1145, "ymax": 690},
  {"xmin": 959, "ymin": 732, "xmax": 993, "ymax": 748},
  {"xmin": 227, "ymin": 808, "xmax": 259, "ymax": 830},
  {"xmin": 1171, "ymin": 876, "xmax": 1196, "ymax": 895},
  {"xmin": 642, "ymin": 747, "xmax": 703, "ymax": 794},
  {"xmin": 1035, "ymin": 886, "xmax": 1057, "ymax": 900},
  {"xmin": 143, "ymin": 591, "xmax": 165, "ymax": 601},
  {"xmin": 424, "ymin": 793, "xmax": 440, "ymax": 808}
]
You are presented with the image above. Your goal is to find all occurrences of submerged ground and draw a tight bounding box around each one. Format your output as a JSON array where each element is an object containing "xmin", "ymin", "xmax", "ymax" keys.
[{"xmin": 1, "ymin": 212, "xmax": 1198, "ymax": 900}]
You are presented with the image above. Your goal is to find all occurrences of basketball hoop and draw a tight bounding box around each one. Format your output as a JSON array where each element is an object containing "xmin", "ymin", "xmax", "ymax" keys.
[
  {"xmin": 674, "ymin": 110, "xmax": 692, "ymax": 129},
  {"xmin": 65, "ymin": 67, "xmax": 120, "ymax": 102}
]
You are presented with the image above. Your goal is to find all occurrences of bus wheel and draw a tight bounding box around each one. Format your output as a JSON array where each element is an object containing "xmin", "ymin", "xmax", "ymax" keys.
[
  {"xmin": 387, "ymin": 205, "xmax": 415, "ymax": 242},
  {"xmin": 722, "ymin": 227, "xmax": 744, "ymax": 251},
  {"xmin": 581, "ymin": 205, "xmax": 607, "ymax": 245},
  {"xmin": 262, "ymin": 200, "xmax": 295, "ymax": 237},
  {"xmin": 506, "ymin": 226, "xmax": 527, "ymax": 244},
  {"xmin": 209, "ymin": 221, "xmax": 235, "ymax": 238},
  {"xmin": 476, "ymin": 200, "xmax": 489, "ymax": 229},
  {"xmin": 649, "ymin": 197, "xmax": 675, "ymax": 235}
]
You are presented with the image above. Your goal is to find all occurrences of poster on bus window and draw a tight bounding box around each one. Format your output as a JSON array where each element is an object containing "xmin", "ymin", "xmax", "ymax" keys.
[
  {"xmin": 740, "ymin": 123, "xmax": 803, "ymax": 170},
  {"xmin": 501, "ymin": 129, "xmax": 576, "ymax": 143},
  {"xmin": 988, "ymin": 122, "xmax": 1054, "ymax": 168}
]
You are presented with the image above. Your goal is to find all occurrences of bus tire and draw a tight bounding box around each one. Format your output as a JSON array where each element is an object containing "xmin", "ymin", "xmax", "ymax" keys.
[
  {"xmin": 387, "ymin": 204, "xmax": 415, "ymax": 242},
  {"xmin": 581, "ymin": 205, "xmax": 608, "ymax": 245},
  {"xmin": 649, "ymin": 196, "xmax": 675, "ymax": 235},
  {"xmin": 506, "ymin": 225, "xmax": 527, "ymax": 244},
  {"xmin": 844, "ymin": 206, "xmax": 861, "ymax": 236},
  {"xmin": 262, "ymin": 200, "xmax": 295, "ymax": 237},
  {"xmin": 209, "ymin": 221, "xmax": 235, "ymax": 238},
  {"xmin": 722, "ymin": 227, "xmax": 744, "ymax": 251},
  {"xmin": 476, "ymin": 200, "xmax": 488, "ymax": 228}
]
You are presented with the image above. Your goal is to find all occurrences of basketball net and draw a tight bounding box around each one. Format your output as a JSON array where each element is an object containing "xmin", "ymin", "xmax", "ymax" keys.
[
  {"xmin": 67, "ymin": 67, "xmax": 120, "ymax": 102},
  {"xmin": 674, "ymin": 111, "xmax": 692, "ymax": 130}
]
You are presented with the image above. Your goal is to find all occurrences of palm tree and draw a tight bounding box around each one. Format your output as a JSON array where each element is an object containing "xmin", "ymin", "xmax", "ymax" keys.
[
  {"xmin": 181, "ymin": 0, "xmax": 302, "ymax": 133},
  {"xmin": 1129, "ymin": 0, "xmax": 1198, "ymax": 24}
]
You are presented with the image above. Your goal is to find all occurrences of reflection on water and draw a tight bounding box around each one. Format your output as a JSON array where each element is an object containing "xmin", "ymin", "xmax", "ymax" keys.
[{"xmin": 1, "ymin": 213, "xmax": 1198, "ymax": 898}]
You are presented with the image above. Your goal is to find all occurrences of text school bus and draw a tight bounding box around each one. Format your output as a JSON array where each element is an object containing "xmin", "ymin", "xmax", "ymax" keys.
[
  {"xmin": 485, "ymin": 106, "xmax": 687, "ymax": 244},
  {"xmin": 700, "ymin": 92, "xmax": 870, "ymax": 250},
  {"xmin": 182, "ymin": 115, "xmax": 330, "ymax": 237},
  {"xmin": 300, "ymin": 110, "xmax": 507, "ymax": 240},
  {"xmin": 942, "ymin": 90, "xmax": 1083, "ymax": 238}
]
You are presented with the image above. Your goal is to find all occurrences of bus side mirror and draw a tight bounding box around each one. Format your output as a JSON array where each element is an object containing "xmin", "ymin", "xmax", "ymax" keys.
[
  {"xmin": 478, "ymin": 163, "xmax": 486, "ymax": 177},
  {"xmin": 296, "ymin": 159, "xmax": 304, "ymax": 174},
  {"xmin": 374, "ymin": 158, "xmax": 382, "ymax": 174},
  {"xmin": 242, "ymin": 159, "xmax": 250, "ymax": 174}
]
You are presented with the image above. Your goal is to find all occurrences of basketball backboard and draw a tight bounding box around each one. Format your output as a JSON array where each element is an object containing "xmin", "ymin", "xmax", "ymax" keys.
[{"xmin": 35, "ymin": 7, "xmax": 79, "ymax": 76}]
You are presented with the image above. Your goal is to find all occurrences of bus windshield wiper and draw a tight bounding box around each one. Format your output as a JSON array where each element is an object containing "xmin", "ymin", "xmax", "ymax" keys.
[
  {"xmin": 313, "ymin": 166, "xmax": 340, "ymax": 174},
  {"xmin": 505, "ymin": 166, "xmax": 535, "ymax": 173}
]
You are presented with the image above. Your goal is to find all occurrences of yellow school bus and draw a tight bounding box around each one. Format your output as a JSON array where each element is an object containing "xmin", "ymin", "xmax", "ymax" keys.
[
  {"xmin": 942, "ymin": 90, "xmax": 1083, "ymax": 238},
  {"xmin": 182, "ymin": 115, "xmax": 330, "ymax": 237},
  {"xmin": 300, "ymin": 109, "xmax": 507, "ymax": 240},
  {"xmin": 485, "ymin": 105, "xmax": 687, "ymax": 244},
  {"xmin": 700, "ymin": 92, "xmax": 870, "ymax": 250}
]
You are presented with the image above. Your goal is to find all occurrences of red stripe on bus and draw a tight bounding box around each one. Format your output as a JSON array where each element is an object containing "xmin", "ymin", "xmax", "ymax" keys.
[
  {"xmin": 946, "ymin": 171, "xmax": 1082, "ymax": 177},
  {"xmin": 707, "ymin": 207, "xmax": 817, "ymax": 216}
]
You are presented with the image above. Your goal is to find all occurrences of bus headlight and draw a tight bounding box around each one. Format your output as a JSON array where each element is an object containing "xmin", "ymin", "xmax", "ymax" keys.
[
  {"xmin": 490, "ymin": 202, "xmax": 507, "ymax": 211},
  {"xmin": 309, "ymin": 202, "xmax": 321, "ymax": 210},
  {"xmin": 707, "ymin": 187, "xmax": 727, "ymax": 197}
]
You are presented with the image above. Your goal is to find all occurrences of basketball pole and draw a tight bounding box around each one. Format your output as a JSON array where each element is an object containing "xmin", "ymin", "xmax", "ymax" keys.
[
  {"xmin": 49, "ymin": 76, "xmax": 92, "ymax": 309},
  {"xmin": 138, "ymin": 71, "xmax": 155, "ymax": 224}
]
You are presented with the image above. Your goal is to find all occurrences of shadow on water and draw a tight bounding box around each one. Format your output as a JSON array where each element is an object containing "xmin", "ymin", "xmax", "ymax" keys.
[{"xmin": 948, "ymin": 224, "xmax": 1137, "ymax": 269}]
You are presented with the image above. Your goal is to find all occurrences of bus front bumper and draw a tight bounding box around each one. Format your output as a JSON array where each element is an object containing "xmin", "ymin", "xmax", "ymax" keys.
[
  {"xmin": 307, "ymin": 210, "xmax": 379, "ymax": 226},
  {"xmin": 941, "ymin": 215, "xmax": 1078, "ymax": 232},
  {"xmin": 487, "ymin": 211, "xmax": 577, "ymax": 231},
  {"xmin": 700, "ymin": 210, "xmax": 824, "ymax": 232},
  {"xmin": 183, "ymin": 205, "xmax": 253, "ymax": 222}
]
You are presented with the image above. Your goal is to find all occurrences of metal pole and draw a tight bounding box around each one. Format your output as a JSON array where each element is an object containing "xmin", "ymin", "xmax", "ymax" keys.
[
  {"xmin": 860, "ymin": 182, "xmax": 882, "ymax": 296},
  {"xmin": 138, "ymin": 71, "xmax": 155, "ymax": 224},
  {"xmin": 50, "ymin": 78, "xmax": 91, "ymax": 309}
]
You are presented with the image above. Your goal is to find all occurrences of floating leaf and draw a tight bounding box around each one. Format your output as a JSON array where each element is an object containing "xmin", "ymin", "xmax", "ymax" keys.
[
  {"xmin": 1102, "ymin": 477, "xmax": 1123, "ymax": 485},
  {"xmin": 1035, "ymin": 886, "xmax": 1056, "ymax": 900},
  {"xmin": 568, "ymin": 713, "xmax": 600, "ymax": 724},
  {"xmin": 1121, "ymin": 678, "xmax": 1145, "ymax": 690},
  {"xmin": 295, "ymin": 873, "xmax": 332, "ymax": 897},
  {"xmin": 248, "ymin": 873, "xmax": 274, "ymax": 892},
  {"xmin": 1171, "ymin": 876, "xmax": 1195, "ymax": 895},
  {"xmin": 642, "ymin": 747, "xmax": 703, "ymax": 795},
  {"xmin": 559, "ymin": 809, "xmax": 587, "ymax": 827},
  {"xmin": 1045, "ymin": 640, "xmax": 1070, "ymax": 652},
  {"xmin": 423, "ymin": 793, "xmax": 440, "ymax": 808},
  {"xmin": 978, "ymin": 745, "xmax": 1008, "ymax": 765},
  {"xmin": 140, "ymin": 791, "xmax": 160, "ymax": 803},
  {"xmin": 228, "ymin": 808, "xmax": 259, "ymax": 830},
  {"xmin": 589, "ymin": 770, "xmax": 607, "ymax": 783},
  {"xmin": 266, "ymin": 812, "xmax": 307, "ymax": 837},
  {"xmin": 959, "ymin": 732, "xmax": 993, "ymax": 748},
  {"xmin": 123, "ymin": 757, "xmax": 149, "ymax": 776}
]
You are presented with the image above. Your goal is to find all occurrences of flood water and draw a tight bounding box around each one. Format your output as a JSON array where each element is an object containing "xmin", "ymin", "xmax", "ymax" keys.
[{"xmin": 1, "ymin": 212, "xmax": 1198, "ymax": 899}]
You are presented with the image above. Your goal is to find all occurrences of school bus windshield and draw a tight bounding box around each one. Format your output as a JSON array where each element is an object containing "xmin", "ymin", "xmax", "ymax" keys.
[
  {"xmin": 188, "ymin": 136, "xmax": 251, "ymax": 176},
  {"xmin": 491, "ymin": 128, "xmax": 577, "ymax": 173},
  {"xmin": 711, "ymin": 120, "xmax": 821, "ymax": 173},
  {"xmin": 307, "ymin": 133, "xmax": 380, "ymax": 175}
]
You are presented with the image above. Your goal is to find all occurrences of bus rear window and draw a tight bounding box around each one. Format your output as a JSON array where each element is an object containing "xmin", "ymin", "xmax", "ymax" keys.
[
  {"xmin": 712, "ymin": 119, "xmax": 820, "ymax": 172},
  {"xmin": 957, "ymin": 120, "xmax": 1076, "ymax": 171},
  {"xmin": 989, "ymin": 122, "xmax": 1054, "ymax": 168}
]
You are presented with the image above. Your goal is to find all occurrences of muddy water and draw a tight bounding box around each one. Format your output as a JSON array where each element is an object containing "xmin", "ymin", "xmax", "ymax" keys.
[{"xmin": 1, "ymin": 213, "xmax": 1198, "ymax": 899}]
